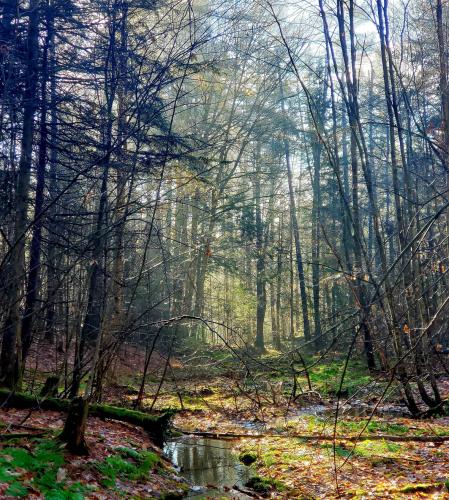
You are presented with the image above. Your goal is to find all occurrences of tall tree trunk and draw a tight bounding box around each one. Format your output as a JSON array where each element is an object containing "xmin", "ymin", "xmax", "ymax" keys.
[
  {"xmin": 110, "ymin": 2, "xmax": 128, "ymax": 338},
  {"xmin": 335, "ymin": 0, "xmax": 376, "ymax": 370},
  {"xmin": 183, "ymin": 188, "xmax": 200, "ymax": 317},
  {"xmin": 279, "ymin": 83, "xmax": 311, "ymax": 342},
  {"xmin": 70, "ymin": 5, "xmax": 119, "ymax": 396},
  {"xmin": 44, "ymin": 5, "xmax": 59, "ymax": 344},
  {"xmin": 21, "ymin": 1, "xmax": 54, "ymax": 361},
  {"xmin": 194, "ymin": 190, "xmax": 218, "ymax": 320},
  {"xmin": 93, "ymin": 3, "xmax": 130, "ymax": 400},
  {"xmin": 70, "ymin": 163, "xmax": 109, "ymax": 398},
  {"xmin": 437, "ymin": 0, "xmax": 449, "ymax": 155},
  {"xmin": 275, "ymin": 217, "xmax": 283, "ymax": 346},
  {"xmin": 377, "ymin": 0, "xmax": 438, "ymax": 408},
  {"xmin": 270, "ymin": 281, "xmax": 280, "ymax": 349},
  {"xmin": 311, "ymin": 136, "xmax": 322, "ymax": 349},
  {"xmin": 0, "ymin": 0, "xmax": 39, "ymax": 389},
  {"xmin": 289, "ymin": 236, "xmax": 295, "ymax": 340},
  {"xmin": 254, "ymin": 148, "xmax": 266, "ymax": 351}
]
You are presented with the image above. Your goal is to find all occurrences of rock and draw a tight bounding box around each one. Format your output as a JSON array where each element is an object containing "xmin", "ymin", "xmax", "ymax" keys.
[{"xmin": 239, "ymin": 450, "xmax": 257, "ymax": 465}]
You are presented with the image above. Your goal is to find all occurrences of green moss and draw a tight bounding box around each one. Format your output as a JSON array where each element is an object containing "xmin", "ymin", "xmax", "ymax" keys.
[
  {"xmin": 303, "ymin": 415, "xmax": 324, "ymax": 433},
  {"xmin": 346, "ymin": 488, "xmax": 368, "ymax": 497},
  {"xmin": 261, "ymin": 451, "xmax": 277, "ymax": 466},
  {"xmin": 245, "ymin": 475, "xmax": 285, "ymax": 493},
  {"xmin": 337, "ymin": 419, "xmax": 409, "ymax": 435},
  {"xmin": 354, "ymin": 440, "xmax": 401, "ymax": 458},
  {"xmin": 320, "ymin": 440, "xmax": 401, "ymax": 461},
  {"xmin": 238, "ymin": 450, "xmax": 257, "ymax": 465},
  {"xmin": 258, "ymin": 439, "xmax": 310, "ymax": 469},
  {"xmin": 0, "ymin": 439, "xmax": 89, "ymax": 498},
  {"xmin": 366, "ymin": 421, "xmax": 409, "ymax": 434},
  {"xmin": 398, "ymin": 483, "xmax": 438, "ymax": 493},
  {"xmin": 95, "ymin": 447, "xmax": 160, "ymax": 488},
  {"xmin": 320, "ymin": 443, "xmax": 351, "ymax": 458},
  {"xmin": 296, "ymin": 358, "xmax": 372, "ymax": 396}
]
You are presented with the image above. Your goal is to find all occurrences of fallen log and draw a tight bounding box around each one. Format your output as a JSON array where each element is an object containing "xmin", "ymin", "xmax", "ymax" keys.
[
  {"xmin": 0, "ymin": 432, "xmax": 47, "ymax": 440},
  {"xmin": 232, "ymin": 484, "xmax": 264, "ymax": 499},
  {"xmin": 0, "ymin": 389, "xmax": 172, "ymax": 445},
  {"xmin": 178, "ymin": 429, "xmax": 449, "ymax": 443}
]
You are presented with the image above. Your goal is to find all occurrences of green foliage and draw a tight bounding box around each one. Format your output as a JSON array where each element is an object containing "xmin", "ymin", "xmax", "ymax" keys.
[
  {"xmin": 0, "ymin": 439, "xmax": 88, "ymax": 498},
  {"xmin": 333, "ymin": 445, "xmax": 352, "ymax": 458},
  {"xmin": 96, "ymin": 456, "xmax": 136, "ymax": 487},
  {"xmin": 5, "ymin": 482, "xmax": 29, "ymax": 497},
  {"xmin": 240, "ymin": 205, "xmax": 256, "ymax": 241},
  {"xmin": 259, "ymin": 356, "xmax": 373, "ymax": 397},
  {"xmin": 261, "ymin": 450, "xmax": 277, "ymax": 467},
  {"xmin": 95, "ymin": 447, "xmax": 160, "ymax": 488},
  {"xmin": 228, "ymin": 281, "xmax": 256, "ymax": 329}
]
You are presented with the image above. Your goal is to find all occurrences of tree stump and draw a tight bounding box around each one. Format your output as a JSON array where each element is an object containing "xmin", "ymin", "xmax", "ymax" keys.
[
  {"xmin": 59, "ymin": 396, "xmax": 89, "ymax": 455},
  {"xmin": 40, "ymin": 375, "xmax": 60, "ymax": 398}
]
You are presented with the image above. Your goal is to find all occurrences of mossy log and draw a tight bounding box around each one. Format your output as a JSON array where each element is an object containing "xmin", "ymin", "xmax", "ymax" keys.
[{"xmin": 0, "ymin": 389, "xmax": 172, "ymax": 445}]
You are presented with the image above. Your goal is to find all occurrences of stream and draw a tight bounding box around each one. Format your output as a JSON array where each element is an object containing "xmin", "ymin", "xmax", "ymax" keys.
[
  {"xmin": 162, "ymin": 403, "xmax": 406, "ymax": 497},
  {"xmin": 163, "ymin": 436, "xmax": 254, "ymax": 498}
]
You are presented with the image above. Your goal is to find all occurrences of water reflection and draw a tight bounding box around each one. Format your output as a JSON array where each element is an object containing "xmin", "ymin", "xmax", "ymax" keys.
[{"xmin": 163, "ymin": 436, "xmax": 252, "ymax": 489}]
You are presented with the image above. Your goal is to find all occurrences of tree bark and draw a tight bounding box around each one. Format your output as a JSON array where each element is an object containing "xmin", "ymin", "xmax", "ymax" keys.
[
  {"xmin": 254, "ymin": 147, "xmax": 266, "ymax": 351},
  {"xmin": 21, "ymin": 1, "xmax": 54, "ymax": 360},
  {"xmin": 59, "ymin": 397, "xmax": 89, "ymax": 455},
  {"xmin": 279, "ymin": 82, "xmax": 311, "ymax": 342},
  {"xmin": 0, "ymin": 0, "xmax": 40, "ymax": 389}
]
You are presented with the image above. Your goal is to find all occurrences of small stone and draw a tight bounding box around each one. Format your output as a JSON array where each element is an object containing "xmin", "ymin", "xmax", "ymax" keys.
[{"xmin": 56, "ymin": 467, "xmax": 67, "ymax": 482}]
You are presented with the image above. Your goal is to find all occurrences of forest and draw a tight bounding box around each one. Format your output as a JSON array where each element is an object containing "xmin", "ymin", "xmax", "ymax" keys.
[{"xmin": 1, "ymin": 0, "xmax": 449, "ymax": 497}]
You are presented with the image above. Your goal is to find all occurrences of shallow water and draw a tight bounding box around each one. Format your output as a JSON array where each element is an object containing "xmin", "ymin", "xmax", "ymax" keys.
[{"xmin": 163, "ymin": 436, "xmax": 253, "ymax": 498}]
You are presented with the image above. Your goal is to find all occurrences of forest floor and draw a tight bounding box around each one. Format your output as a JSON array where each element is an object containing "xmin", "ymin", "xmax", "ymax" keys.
[
  {"xmin": 1, "ymin": 346, "xmax": 449, "ymax": 499},
  {"xmin": 132, "ymin": 347, "xmax": 449, "ymax": 499},
  {"xmin": 0, "ymin": 407, "xmax": 187, "ymax": 499}
]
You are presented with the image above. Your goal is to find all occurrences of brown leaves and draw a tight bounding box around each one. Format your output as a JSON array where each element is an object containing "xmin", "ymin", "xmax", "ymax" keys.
[{"xmin": 0, "ymin": 408, "xmax": 184, "ymax": 499}]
